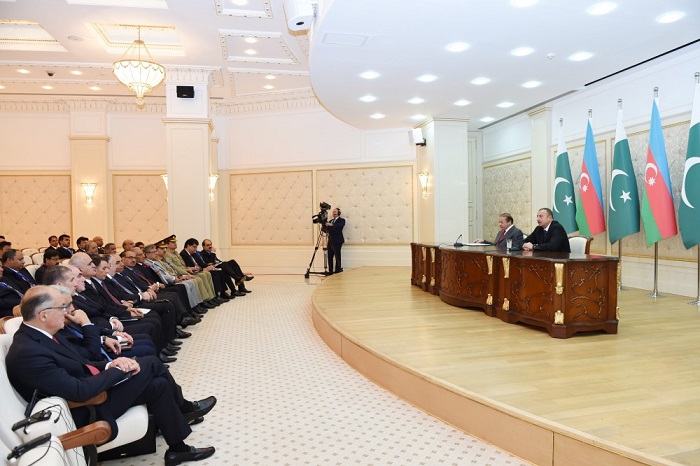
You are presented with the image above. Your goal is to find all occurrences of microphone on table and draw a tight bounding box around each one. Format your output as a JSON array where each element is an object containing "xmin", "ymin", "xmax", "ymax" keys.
[{"xmin": 453, "ymin": 234, "xmax": 464, "ymax": 248}]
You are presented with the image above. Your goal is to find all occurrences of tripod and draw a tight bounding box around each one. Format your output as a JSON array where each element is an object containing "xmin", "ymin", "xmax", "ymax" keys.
[{"xmin": 305, "ymin": 225, "xmax": 330, "ymax": 278}]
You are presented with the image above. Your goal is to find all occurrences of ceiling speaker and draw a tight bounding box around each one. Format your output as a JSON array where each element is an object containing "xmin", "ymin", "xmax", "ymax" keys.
[
  {"xmin": 176, "ymin": 86, "xmax": 194, "ymax": 98},
  {"xmin": 283, "ymin": 0, "xmax": 314, "ymax": 31},
  {"xmin": 410, "ymin": 128, "xmax": 426, "ymax": 146}
]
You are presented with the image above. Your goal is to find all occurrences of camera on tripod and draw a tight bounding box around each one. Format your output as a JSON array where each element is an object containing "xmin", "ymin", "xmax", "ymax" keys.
[{"xmin": 312, "ymin": 202, "xmax": 331, "ymax": 231}]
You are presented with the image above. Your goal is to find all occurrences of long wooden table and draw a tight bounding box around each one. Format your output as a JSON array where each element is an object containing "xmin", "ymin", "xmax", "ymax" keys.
[{"xmin": 411, "ymin": 243, "xmax": 619, "ymax": 338}]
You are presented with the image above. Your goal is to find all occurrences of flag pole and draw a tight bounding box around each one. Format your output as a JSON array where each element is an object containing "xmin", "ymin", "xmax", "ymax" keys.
[
  {"xmin": 648, "ymin": 87, "xmax": 664, "ymax": 299},
  {"xmin": 690, "ymin": 246, "xmax": 700, "ymax": 306},
  {"xmin": 618, "ymin": 239, "xmax": 627, "ymax": 291}
]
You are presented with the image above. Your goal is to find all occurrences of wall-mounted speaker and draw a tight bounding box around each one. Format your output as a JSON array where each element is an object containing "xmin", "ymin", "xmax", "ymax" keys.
[
  {"xmin": 410, "ymin": 128, "xmax": 427, "ymax": 146},
  {"xmin": 283, "ymin": 0, "xmax": 314, "ymax": 31},
  {"xmin": 176, "ymin": 86, "xmax": 195, "ymax": 98}
]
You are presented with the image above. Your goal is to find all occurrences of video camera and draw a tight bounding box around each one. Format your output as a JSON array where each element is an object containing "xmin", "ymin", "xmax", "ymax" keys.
[{"xmin": 312, "ymin": 202, "xmax": 331, "ymax": 231}]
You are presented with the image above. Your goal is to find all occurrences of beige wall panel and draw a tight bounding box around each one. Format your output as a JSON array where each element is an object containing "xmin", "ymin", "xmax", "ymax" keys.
[
  {"xmin": 230, "ymin": 171, "xmax": 313, "ymax": 245},
  {"xmin": 317, "ymin": 166, "xmax": 413, "ymax": 245},
  {"xmin": 0, "ymin": 175, "xmax": 71, "ymax": 248},
  {"xmin": 482, "ymin": 158, "xmax": 532, "ymax": 239},
  {"xmin": 112, "ymin": 175, "xmax": 168, "ymax": 245}
]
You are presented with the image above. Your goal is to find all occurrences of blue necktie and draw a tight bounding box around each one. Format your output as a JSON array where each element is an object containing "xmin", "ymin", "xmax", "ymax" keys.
[
  {"xmin": 64, "ymin": 326, "xmax": 112, "ymax": 361},
  {"xmin": 0, "ymin": 281, "xmax": 23, "ymax": 297}
]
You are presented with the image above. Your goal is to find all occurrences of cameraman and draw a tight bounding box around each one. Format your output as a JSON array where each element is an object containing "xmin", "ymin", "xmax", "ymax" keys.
[{"xmin": 325, "ymin": 207, "xmax": 345, "ymax": 274}]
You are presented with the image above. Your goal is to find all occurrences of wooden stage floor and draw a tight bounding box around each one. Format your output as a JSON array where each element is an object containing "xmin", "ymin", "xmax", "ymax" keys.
[{"xmin": 311, "ymin": 267, "xmax": 700, "ymax": 466}]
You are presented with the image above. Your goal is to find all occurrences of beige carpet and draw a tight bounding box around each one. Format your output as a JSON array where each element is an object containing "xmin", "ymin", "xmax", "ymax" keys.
[{"xmin": 102, "ymin": 276, "xmax": 530, "ymax": 465}]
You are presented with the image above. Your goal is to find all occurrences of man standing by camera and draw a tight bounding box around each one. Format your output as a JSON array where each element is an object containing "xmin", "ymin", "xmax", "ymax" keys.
[{"xmin": 325, "ymin": 207, "xmax": 345, "ymax": 274}]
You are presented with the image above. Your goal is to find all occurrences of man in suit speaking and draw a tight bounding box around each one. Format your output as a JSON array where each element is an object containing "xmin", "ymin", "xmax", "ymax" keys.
[
  {"xmin": 522, "ymin": 207, "xmax": 571, "ymax": 252},
  {"xmin": 475, "ymin": 213, "xmax": 524, "ymax": 249}
]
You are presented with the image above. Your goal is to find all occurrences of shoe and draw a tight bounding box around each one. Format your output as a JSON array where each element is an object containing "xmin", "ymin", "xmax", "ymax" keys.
[
  {"xmin": 239, "ymin": 288, "xmax": 252, "ymax": 294},
  {"xmin": 159, "ymin": 354, "xmax": 177, "ymax": 364},
  {"xmin": 180, "ymin": 316, "xmax": 197, "ymax": 327},
  {"xmin": 202, "ymin": 301, "xmax": 217, "ymax": 309},
  {"xmin": 233, "ymin": 291, "xmax": 246, "ymax": 297},
  {"xmin": 212, "ymin": 297, "xmax": 226, "ymax": 304},
  {"xmin": 169, "ymin": 340, "xmax": 183, "ymax": 346},
  {"xmin": 161, "ymin": 348, "xmax": 178, "ymax": 357},
  {"xmin": 165, "ymin": 344, "xmax": 181, "ymax": 353},
  {"xmin": 188, "ymin": 416, "xmax": 204, "ymax": 426},
  {"xmin": 176, "ymin": 329, "xmax": 192, "ymax": 339},
  {"xmin": 197, "ymin": 305, "xmax": 211, "ymax": 312},
  {"xmin": 219, "ymin": 293, "xmax": 231, "ymax": 301},
  {"xmin": 183, "ymin": 396, "xmax": 217, "ymax": 422},
  {"xmin": 163, "ymin": 363, "xmax": 170, "ymax": 369},
  {"xmin": 164, "ymin": 445, "xmax": 215, "ymax": 466},
  {"xmin": 245, "ymin": 275, "xmax": 254, "ymax": 281}
]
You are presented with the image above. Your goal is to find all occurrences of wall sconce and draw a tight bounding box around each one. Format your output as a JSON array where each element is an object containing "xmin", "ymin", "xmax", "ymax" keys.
[
  {"xmin": 160, "ymin": 174, "xmax": 168, "ymax": 190},
  {"xmin": 417, "ymin": 172, "xmax": 429, "ymax": 198},
  {"xmin": 208, "ymin": 173, "xmax": 219, "ymax": 201},
  {"xmin": 81, "ymin": 183, "xmax": 97, "ymax": 206}
]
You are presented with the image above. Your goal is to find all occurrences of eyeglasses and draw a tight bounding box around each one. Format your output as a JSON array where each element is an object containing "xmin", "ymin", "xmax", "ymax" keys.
[{"xmin": 42, "ymin": 303, "xmax": 74, "ymax": 313}]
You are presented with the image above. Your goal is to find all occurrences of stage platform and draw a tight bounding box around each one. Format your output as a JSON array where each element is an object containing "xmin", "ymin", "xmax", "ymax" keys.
[{"xmin": 311, "ymin": 266, "xmax": 700, "ymax": 466}]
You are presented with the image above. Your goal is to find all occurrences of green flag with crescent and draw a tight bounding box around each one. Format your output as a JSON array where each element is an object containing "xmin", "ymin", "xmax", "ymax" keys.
[
  {"xmin": 552, "ymin": 128, "xmax": 578, "ymax": 234},
  {"xmin": 680, "ymin": 80, "xmax": 700, "ymax": 249},
  {"xmin": 608, "ymin": 107, "xmax": 640, "ymax": 244}
]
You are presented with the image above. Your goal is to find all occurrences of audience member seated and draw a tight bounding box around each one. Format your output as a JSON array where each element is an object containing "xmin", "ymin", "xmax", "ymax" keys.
[
  {"xmin": 6, "ymin": 286, "xmax": 217, "ymax": 466},
  {"xmin": 180, "ymin": 238, "xmax": 234, "ymax": 300},
  {"xmin": 56, "ymin": 234, "xmax": 75, "ymax": 259},
  {"xmin": 201, "ymin": 238, "xmax": 253, "ymax": 294},
  {"xmin": 104, "ymin": 242, "xmax": 117, "ymax": 255},
  {"xmin": 35, "ymin": 247, "xmax": 60, "ymax": 284},
  {"xmin": 0, "ymin": 266, "xmax": 22, "ymax": 317},
  {"xmin": 76, "ymin": 236, "xmax": 89, "ymax": 254},
  {"xmin": 1, "ymin": 249, "xmax": 36, "ymax": 293}
]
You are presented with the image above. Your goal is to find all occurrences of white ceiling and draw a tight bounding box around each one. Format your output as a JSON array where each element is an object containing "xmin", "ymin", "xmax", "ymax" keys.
[{"xmin": 1, "ymin": 0, "xmax": 699, "ymax": 130}]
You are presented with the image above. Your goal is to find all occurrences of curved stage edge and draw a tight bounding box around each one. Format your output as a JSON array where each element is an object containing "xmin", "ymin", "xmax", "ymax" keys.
[{"xmin": 311, "ymin": 267, "xmax": 677, "ymax": 466}]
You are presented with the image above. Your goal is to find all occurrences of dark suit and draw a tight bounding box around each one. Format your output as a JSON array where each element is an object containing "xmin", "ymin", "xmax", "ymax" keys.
[
  {"xmin": 523, "ymin": 220, "xmax": 571, "ymax": 252},
  {"xmin": 326, "ymin": 217, "xmax": 345, "ymax": 273},
  {"xmin": 1, "ymin": 266, "xmax": 36, "ymax": 294},
  {"xmin": 180, "ymin": 250, "xmax": 228, "ymax": 295},
  {"xmin": 0, "ymin": 281, "xmax": 22, "ymax": 317},
  {"xmin": 34, "ymin": 264, "xmax": 49, "ymax": 285},
  {"xmin": 492, "ymin": 226, "xmax": 524, "ymax": 250},
  {"xmin": 56, "ymin": 246, "xmax": 74, "ymax": 259},
  {"xmin": 6, "ymin": 323, "xmax": 191, "ymax": 446}
]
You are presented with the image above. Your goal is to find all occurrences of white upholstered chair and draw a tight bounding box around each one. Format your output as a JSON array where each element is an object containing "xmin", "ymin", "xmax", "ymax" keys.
[
  {"xmin": 32, "ymin": 252, "xmax": 44, "ymax": 265},
  {"xmin": 24, "ymin": 264, "xmax": 40, "ymax": 280},
  {"xmin": 568, "ymin": 235, "xmax": 593, "ymax": 254}
]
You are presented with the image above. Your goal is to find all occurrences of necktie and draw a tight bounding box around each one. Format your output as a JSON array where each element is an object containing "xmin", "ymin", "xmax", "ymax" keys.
[
  {"xmin": 497, "ymin": 230, "xmax": 506, "ymax": 244},
  {"xmin": 131, "ymin": 268, "xmax": 153, "ymax": 285},
  {"xmin": 99, "ymin": 281, "xmax": 122, "ymax": 305},
  {"xmin": 51, "ymin": 334, "xmax": 100, "ymax": 374},
  {"xmin": 10, "ymin": 269, "xmax": 35, "ymax": 287},
  {"xmin": 64, "ymin": 326, "xmax": 112, "ymax": 361}
]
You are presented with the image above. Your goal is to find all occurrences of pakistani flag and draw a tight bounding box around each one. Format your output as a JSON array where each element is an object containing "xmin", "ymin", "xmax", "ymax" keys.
[
  {"xmin": 679, "ymin": 79, "xmax": 700, "ymax": 249},
  {"xmin": 640, "ymin": 98, "xmax": 678, "ymax": 246},
  {"xmin": 608, "ymin": 108, "xmax": 640, "ymax": 244},
  {"xmin": 552, "ymin": 128, "xmax": 578, "ymax": 234}
]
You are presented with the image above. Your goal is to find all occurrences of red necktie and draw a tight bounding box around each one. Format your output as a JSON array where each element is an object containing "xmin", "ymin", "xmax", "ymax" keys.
[
  {"xmin": 132, "ymin": 268, "xmax": 153, "ymax": 285},
  {"xmin": 52, "ymin": 335, "xmax": 100, "ymax": 375},
  {"xmin": 497, "ymin": 230, "xmax": 506, "ymax": 244},
  {"xmin": 100, "ymin": 281, "xmax": 122, "ymax": 305}
]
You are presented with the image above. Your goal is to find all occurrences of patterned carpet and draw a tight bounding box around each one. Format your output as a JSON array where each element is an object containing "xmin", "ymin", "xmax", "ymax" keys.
[{"xmin": 102, "ymin": 276, "xmax": 530, "ymax": 466}]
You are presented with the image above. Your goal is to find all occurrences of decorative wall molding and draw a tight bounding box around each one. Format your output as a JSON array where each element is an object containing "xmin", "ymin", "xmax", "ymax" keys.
[
  {"xmin": 211, "ymin": 90, "xmax": 319, "ymax": 115},
  {"xmin": 482, "ymin": 157, "xmax": 532, "ymax": 238},
  {"xmin": 112, "ymin": 174, "xmax": 168, "ymax": 245},
  {"xmin": 165, "ymin": 66, "xmax": 218, "ymax": 85}
]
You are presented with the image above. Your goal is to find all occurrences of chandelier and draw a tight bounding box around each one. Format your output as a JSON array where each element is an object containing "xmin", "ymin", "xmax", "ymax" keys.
[{"xmin": 112, "ymin": 26, "xmax": 165, "ymax": 106}]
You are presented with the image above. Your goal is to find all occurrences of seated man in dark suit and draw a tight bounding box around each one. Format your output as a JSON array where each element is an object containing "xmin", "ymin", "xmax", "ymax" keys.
[
  {"xmin": 180, "ymin": 238, "xmax": 233, "ymax": 300},
  {"xmin": 200, "ymin": 239, "xmax": 253, "ymax": 294},
  {"xmin": 35, "ymin": 247, "xmax": 61, "ymax": 284},
  {"xmin": 47, "ymin": 235, "xmax": 60, "ymax": 251},
  {"xmin": 6, "ymin": 286, "xmax": 216, "ymax": 465},
  {"xmin": 523, "ymin": 207, "xmax": 571, "ymax": 252},
  {"xmin": 1, "ymin": 248, "xmax": 36, "ymax": 293},
  {"xmin": 475, "ymin": 212, "xmax": 524, "ymax": 249},
  {"xmin": 0, "ymin": 265, "xmax": 22, "ymax": 317},
  {"xmin": 56, "ymin": 233, "xmax": 75, "ymax": 259}
]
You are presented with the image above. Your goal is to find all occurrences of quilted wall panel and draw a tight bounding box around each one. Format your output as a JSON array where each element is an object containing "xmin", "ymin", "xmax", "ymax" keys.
[
  {"xmin": 231, "ymin": 171, "xmax": 313, "ymax": 245},
  {"xmin": 317, "ymin": 166, "xmax": 413, "ymax": 245},
  {"xmin": 0, "ymin": 175, "xmax": 71, "ymax": 249},
  {"xmin": 112, "ymin": 175, "xmax": 168, "ymax": 245},
  {"xmin": 482, "ymin": 158, "xmax": 532, "ymax": 240}
]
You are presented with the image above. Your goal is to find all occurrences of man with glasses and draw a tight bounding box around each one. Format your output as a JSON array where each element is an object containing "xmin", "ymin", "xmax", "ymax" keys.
[
  {"xmin": 6, "ymin": 285, "xmax": 217, "ymax": 465},
  {"xmin": 35, "ymin": 247, "xmax": 61, "ymax": 284}
]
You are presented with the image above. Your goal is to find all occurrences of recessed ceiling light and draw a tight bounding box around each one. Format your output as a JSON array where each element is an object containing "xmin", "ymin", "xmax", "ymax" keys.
[
  {"xmin": 67, "ymin": 36, "xmax": 84, "ymax": 42},
  {"xmin": 265, "ymin": 74, "xmax": 276, "ymax": 80},
  {"xmin": 480, "ymin": 117, "xmax": 495, "ymax": 123},
  {"xmin": 417, "ymin": 74, "xmax": 437, "ymax": 83},
  {"xmin": 407, "ymin": 97, "xmax": 425, "ymax": 104},
  {"xmin": 70, "ymin": 70, "xmax": 83, "ymax": 76},
  {"xmin": 586, "ymin": 2, "xmax": 617, "ymax": 15},
  {"xmin": 42, "ymin": 85, "xmax": 53, "ymax": 90},
  {"xmin": 522, "ymin": 80, "xmax": 542, "ymax": 88},
  {"xmin": 244, "ymin": 49, "xmax": 257, "ymax": 55},
  {"xmin": 359, "ymin": 95, "xmax": 377, "ymax": 102},
  {"xmin": 471, "ymin": 77, "xmax": 490, "ymax": 85},
  {"xmin": 411, "ymin": 114, "xmax": 426, "ymax": 121},
  {"xmin": 360, "ymin": 71, "xmax": 380, "ymax": 80},
  {"xmin": 454, "ymin": 99, "xmax": 471, "ymax": 106},
  {"xmin": 510, "ymin": 0, "xmax": 538, "ymax": 7},
  {"xmin": 0, "ymin": 85, "xmax": 5, "ymax": 90},
  {"xmin": 445, "ymin": 42, "xmax": 469, "ymax": 53},
  {"xmin": 511, "ymin": 47, "xmax": 534, "ymax": 57},
  {"xmin": 656, "ymin": 11, "xmax": 685, "ymax": 23},
  {"xmin": 568, "ymin": 51, "xmax": 593, "ymax": 61},
  {"xmin": 17, "ymin": 69, "xmax": 30, "ymax": 74},
  {"xmin": 89, "ymin": 86, "xmax": 101, "ymax": 91},
  {"xmin": 263, "ymin": 85, "xmax": 274, "ymax": 90},
  {"xmin": 370, "ymin": 113, "xmax": 385, "ymax": 119},
  {"xmin": 231, "ymin": 0, "xmax": 249, "ymax": 5},
  {"xmin": 244, "ymin": 37, "xmax": 258, "ymax": 44},
  {"xmin": 497, "ymin": 102, "xmax": 515, "ymax": 108}
]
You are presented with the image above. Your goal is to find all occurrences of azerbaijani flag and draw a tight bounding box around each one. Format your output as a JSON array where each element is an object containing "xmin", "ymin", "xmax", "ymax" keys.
[
  {"xmin": 640, "ymin": 98, "xmax": 678, "ymax": 245},
  {"xmin": 679, "ymin": 80, "xmax": 700, "ymax": 249},
  {"xmin": 575, "ymin": 119, "xmax": 606, "ymax": 236}
]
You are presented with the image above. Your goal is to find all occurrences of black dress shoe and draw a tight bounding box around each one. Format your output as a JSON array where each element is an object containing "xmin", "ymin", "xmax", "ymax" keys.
[
  {"xmin": 165, "ymin": 344, "xmax": 180, "ymax": 353},
  {"xmin": 176, "ymin": 329, "xmax": 192, "ymax": 339},
  {"xmin": 239, "ymin": 288, "xmax": 252, "ymax": 294},
  {"xmin": 169, "ymin": 339, "xmax": 183, "ymax": 346},
  {"xmin": 163, "ymin": 363, "xmax": 170, "ymax": 369},
  {"xmin": 188, "ymin": 416, "xmax": 204, "ymax": 426},
  {"xmin": 161, "ymin": 348, "xmax": 178, "ymax": 357},
  {"xmin": 183, "ymin": 396, "xmax": 217, "ymax": 422},
  {"xmin": 164, "ymin": 446, "xmax": 215, "ymax": 466},
  {"xmin": 219, "ymin": 293, "xmax": 232, "ymax": 300},
  {"xmin": 245, "ymin": 275, "xmax": 254, "ymax": 281},
  {"xmin": 233, "ymin": 291, "xmax": 246, "ymax": 297},
  {"xmin": 201, "ymin": 301, "xmax": 217, "ymax": 309},
  {"xmin": 159, "ymin": 354, "xmax": 177, "ymax": 363}
]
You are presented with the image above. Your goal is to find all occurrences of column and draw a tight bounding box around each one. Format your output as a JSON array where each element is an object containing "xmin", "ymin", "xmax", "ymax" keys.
[{"xmin": 529, "ymin": 106, "xmax": 553, "ymax": 217}]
